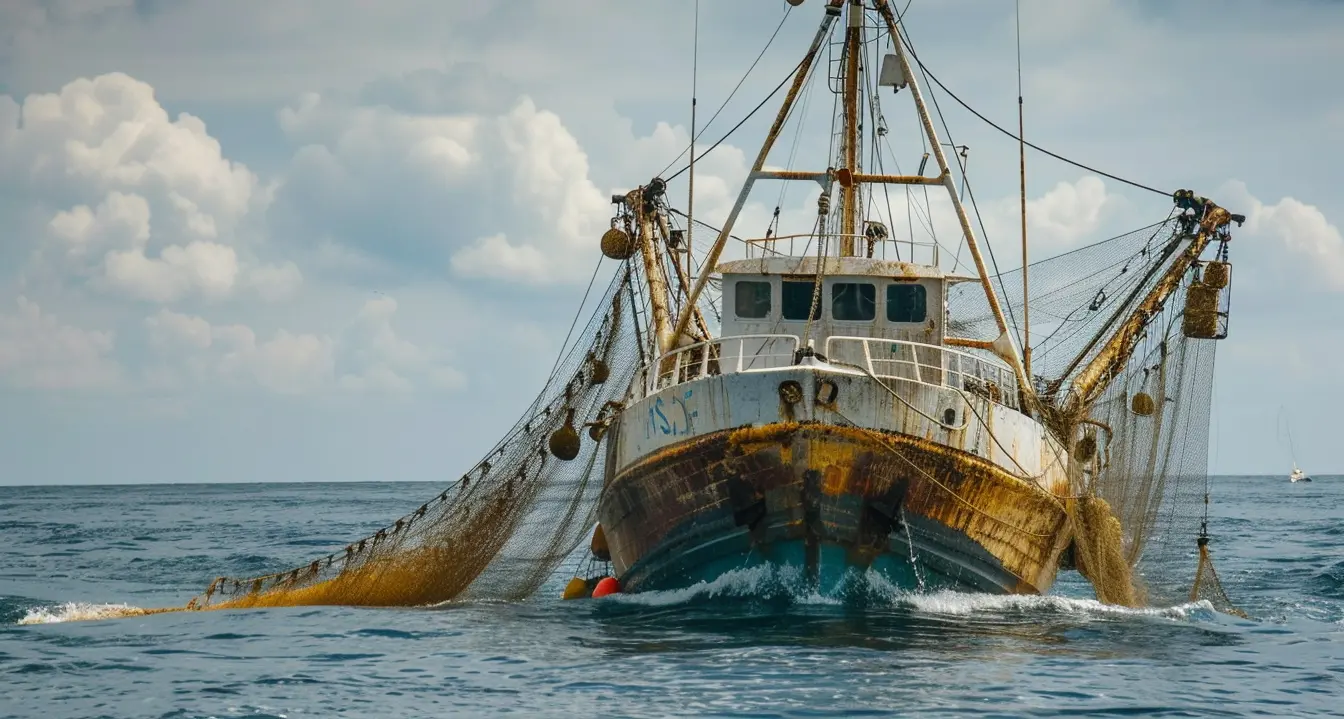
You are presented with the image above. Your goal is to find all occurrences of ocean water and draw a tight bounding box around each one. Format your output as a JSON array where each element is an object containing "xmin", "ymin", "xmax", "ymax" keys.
[{"xmin": 2, "ymin": 477, "xmax": 1340, "ymax": 718}]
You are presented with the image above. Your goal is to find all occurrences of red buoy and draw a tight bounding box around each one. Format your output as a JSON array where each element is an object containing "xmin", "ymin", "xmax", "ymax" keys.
[{"xmin": 591, "ymin": 576, "xmax": 620, "ymax": 598}]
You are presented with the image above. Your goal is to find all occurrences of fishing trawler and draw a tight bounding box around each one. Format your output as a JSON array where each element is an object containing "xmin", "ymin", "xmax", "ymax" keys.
[
  {"xmin": 179, "ymin": 0, "xmax": 1247, "ymax": 616},
  {"xmin": 589, "ymin": 0, "xmax": 1242, "ymax": 598}
]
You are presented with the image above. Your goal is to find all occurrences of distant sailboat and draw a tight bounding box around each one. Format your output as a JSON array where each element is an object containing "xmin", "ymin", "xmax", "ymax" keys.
[{"xmin": 1279, "ymin": 407, "xmax": 1312, "ymax": 483}]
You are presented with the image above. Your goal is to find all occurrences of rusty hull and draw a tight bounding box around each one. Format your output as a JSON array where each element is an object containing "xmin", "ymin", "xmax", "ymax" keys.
[{"xmin": 597, "ymin": 421, "xmax": 1072, "ymax": 595}]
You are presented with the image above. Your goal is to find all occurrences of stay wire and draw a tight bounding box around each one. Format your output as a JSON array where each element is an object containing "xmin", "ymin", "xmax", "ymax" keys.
[
  {"xmin": 899, "ymin": 29, "xmax": 1171, "ymax": 198},
  {"xmin": 658, "ymin": 6, "xmax": 794, "ymax": 179},
  {"xmin": 529, "ymin": 253, "xmax": 608, "ymax": 418},
  {"xmin": 665, "ymin": 54, "xmax": 808, "ymax": 185},
  {"xmin": 900, "ymin": 23, "xmax": 1021, "ymax": 345}
]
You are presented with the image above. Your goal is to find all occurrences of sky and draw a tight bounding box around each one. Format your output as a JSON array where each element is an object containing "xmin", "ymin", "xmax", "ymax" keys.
[{"xmin": 1, "ymin": 0, "xmax": 1341, "ymax": 485}]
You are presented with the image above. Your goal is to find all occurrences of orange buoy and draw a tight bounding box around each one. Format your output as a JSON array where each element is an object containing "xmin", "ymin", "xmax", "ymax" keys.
[
  {"xmin": 590, "ymin": 524, "xmax": 610, "ymax": 562},
  {"xmin": 562, "ymin": 577, "xmax": 589, "ymax": 600},
  {"xmin": 591, "ymin": 576, "xmax": 620, "ymax": 598}
]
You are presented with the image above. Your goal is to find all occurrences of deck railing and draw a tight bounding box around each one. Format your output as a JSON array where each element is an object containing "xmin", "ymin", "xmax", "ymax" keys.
[
  {"xmin": 744, "ymin": 232, "xmax": 941, "ymax": 265},
  {"xmin": 824, "ymin": 336, "xmax": 1020, "ymax": 409},
  {"xmin": 645, "ymin": 334, "xmax": 800, "ymax": 394},
  {"xmin": 636, "ymin": 333, "xmax": 1018, "ymax": 409}
]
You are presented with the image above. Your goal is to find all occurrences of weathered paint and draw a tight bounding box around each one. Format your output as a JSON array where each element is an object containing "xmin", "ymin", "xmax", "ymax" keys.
[
  {"xmin": 719, "ymin": 272, "xmax": 943, "ymax": 351},
  {"xmin": 617, "ymin": 363, "xmax": 1069, "ymax": 495},
  {"xmin": 597, "ymin": 422, "xmax": 1072, "ymax": 595},
  {"xmin": 599, "ymin": 357, "xmax": 1075, "ymax": 595}
]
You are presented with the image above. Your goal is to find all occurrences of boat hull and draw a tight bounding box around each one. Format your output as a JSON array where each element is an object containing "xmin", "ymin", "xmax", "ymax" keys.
[{"xmin": 596, "ymin": 422, "xmax": 1072, "ymax": 596}]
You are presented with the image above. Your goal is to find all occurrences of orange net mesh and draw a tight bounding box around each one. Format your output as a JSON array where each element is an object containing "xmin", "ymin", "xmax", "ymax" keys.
[
  {"xmin": 183, "ymin": 268, "xmax": 642, "ymax": 611},
  {"xmin": 950, "ymin": 210, "xmax": 1242, "ymax": 614}
]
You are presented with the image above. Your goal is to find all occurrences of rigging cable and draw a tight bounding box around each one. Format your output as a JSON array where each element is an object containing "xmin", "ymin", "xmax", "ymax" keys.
[
  {"xmin": 865, "ymin": 8, "xmax": 901, "ymax": 262},
  {"xmin": 903, "ymin": 23, "xmax": 1016, "ymax": 346},
  {"xmin": 898, "ymin": 31, "xmax": 1171, "ymax": 198},
  {"xmin": 529, "ymin": 252, "xmax": 608, "ymax": 418},
  {"xmin": 665, "ymin": 50, "xmax": 810, "ymax": 184},
  {"xmin": 899, "ymin": 23, "xmax": 1021, "ymax": 346},
  {"xmin": 658, "ymin": 6, "xmax": 794, "ymax": 179}
]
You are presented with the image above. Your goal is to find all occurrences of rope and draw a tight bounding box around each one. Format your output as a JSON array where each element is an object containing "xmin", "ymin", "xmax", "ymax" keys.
[
  {"xmin": 533, "ymin": 254, "xmax": 607, "ymax": 414},
  {"xmin": 667, "ymin": 208, "xmax": 785, "ymax": 255},
  {"xmin": 830, "ymin": 406, "xmax": 1056, "ymax": 539},
  {"xmin": 827, "ymin": 358, "xmax": 1076, "ymax": 482},
  {"xmin": 801, "ymin": 214, "xmax": 828, "ymax": 345},
  {"xmin": 828, "ymin": 359, "xmax": 970, "ymax": 432}
]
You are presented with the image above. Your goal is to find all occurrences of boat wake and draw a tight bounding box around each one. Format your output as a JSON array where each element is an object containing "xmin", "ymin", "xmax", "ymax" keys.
[
  {"xmin": 17, "ymin": 602, "xmax": 167, "ymax": 625},
  {"xmin": 14, "ymin": 564, "xmax": 1223, "ymax": 626},
  {"xmin": 606, "ymin": 565, "xmax": 1218, "ymax": 622}
]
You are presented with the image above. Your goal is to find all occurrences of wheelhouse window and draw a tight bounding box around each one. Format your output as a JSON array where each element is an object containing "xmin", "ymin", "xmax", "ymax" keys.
[
  {"xmin": 831, "ymin": 282, "xmax": 876, "ymax": 321},
  {"xmin": 887, "ymin": 283, "xmax": 928, "ymax": 323},
  {"xmin": 781, "ymin": 279, "xmax": 821, "ymax": 320},
  {"xmin": 733, "ymin": 280, "xmax": 772, "ymax": 319}
]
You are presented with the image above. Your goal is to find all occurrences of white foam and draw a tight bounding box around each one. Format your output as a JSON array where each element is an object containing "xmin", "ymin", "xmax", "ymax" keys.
[
  {"xmin": 898, "ymin": 591, "xmax": 1216, "ymax": 621},
  {"xmin": 602, "ymin": 564, "xmax": 1214, "ymax": 621},
  {"xmin": 608, "ymin": 564, "xmax": 823, "ymax": 607},
  {"xmin": 16, "ymin": 602, "xmax": 148, "ymax": 625}
]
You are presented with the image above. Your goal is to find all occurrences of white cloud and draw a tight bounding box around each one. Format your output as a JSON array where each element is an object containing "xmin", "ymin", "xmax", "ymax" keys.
[
  {"xmin": 217, "ymin": 326, "xmax": 335, "ymax": 395},
  {"xmin": 145, "ymin": 309, "xmax": 334, "ymax": 394},
  {"xmin": 104, "ymin": 239, "xmax": 239, "ymax": 302},
  {"xmin": 0, "ymin": 296, "xmax": 120, "ymax": 389},
  {"xmin": 4, "ymin": 73, "xmax": 256, "ymax": 221},
  {"xmin": 274, "ymin": 93, "xmax": 614, "ymax": 286},
  {"xmin": 450, "ymin": 232, "xmax": 551, "ymax": 284},
  {"xmin": 449, "ymin": 97, "xmax": 610, "ymax": 284},
  {"xmin": 145, "ymin": 308, "xmax": 211, "ymax": 351},
  {"xmin": 1219, "ymin": 181, "xmax": 1344, "ymax": 291},
  {"xmin": 4, "ymin": 75, "xmax": 296, "ymax": 305},
  {"xmin": 47, "ymin": 190, "xmax": 150, "ymax": 258},
  {"xmin": 243, "ymin": 261, "xmax": 304, "ymax": 303},
  {"xmin": 142, "ymin": 294, "xmax": 461, "ymax": 395},
  {"xmin": 1021, "ymin": 176, "xmax": 1119, "ymax": 256},
  {"xmin": 338, "ymin": 296, "xmax": 465, "ymax": 391}
]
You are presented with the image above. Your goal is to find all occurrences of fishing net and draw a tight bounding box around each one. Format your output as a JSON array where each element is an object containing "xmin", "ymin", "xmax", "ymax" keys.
[
  {"xmin": 157, "ymin": 187, "xmax": 1239, "ymax": 615},
  {"xmin": 948, "ymin": 203, "xmax": 1241, "ymax": 613},
  {"xmin": 185, "ymin": 267, "xmax": 643, "ymax": 610}
]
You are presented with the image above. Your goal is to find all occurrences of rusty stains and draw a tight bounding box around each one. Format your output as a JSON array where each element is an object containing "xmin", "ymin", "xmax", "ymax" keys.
[
  {"xmin": 815, "ymin": 378, "xmax": 839, "ymax": 413},
  {"xmin": 778, "ymin": 380, "xmax": 803, "ymax": 422},
  {"xmin": 822, "ymin": 464, "xmax": 847, "ymax": 496},
  {"xmin": 599, "ymin": 421, "xmax": 1073, "ymax": 594}
]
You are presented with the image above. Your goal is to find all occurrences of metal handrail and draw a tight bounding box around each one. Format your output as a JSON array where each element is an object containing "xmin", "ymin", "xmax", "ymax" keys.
[
  {"xmin": 646, "ymin": 334, "xmax": 800, "ymax": 394},
  {"xmin": 824, "ymin": 336, "xmax": 1020, "ymax": 409},
  {"xmin": 743, "ymin": 233, "xmax": 940, "ymax": 248},
  {"xmin": 742, "ymin": 233, "xmax": 941, "ymax": 263}
]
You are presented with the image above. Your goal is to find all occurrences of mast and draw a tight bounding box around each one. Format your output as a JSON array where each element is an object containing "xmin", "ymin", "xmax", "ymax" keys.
[
  {"xmin": 670, "ymin": 2, "xmax": 843, "ymax": 347},
  {"xmin": 872, "ymin": 0, "xmax": 1033, "ymax": 399},
  {"xmin": 1016, "ymin": 0, "xmax": 1031, "ymax": 380},
  {"xmin": 840, "ymin": 0, "xmax": 863, "ymax": 255},
  {"xmin": 629, "ymin": 184, "xmax": 676, "ymax": 355},
  {"xmin": 687, "ymin": 0, "xmax": 699, "ymax": 302},
  {"xmin": 657, "ymin": 212, "xmax": 710, "ymax": 340}
]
